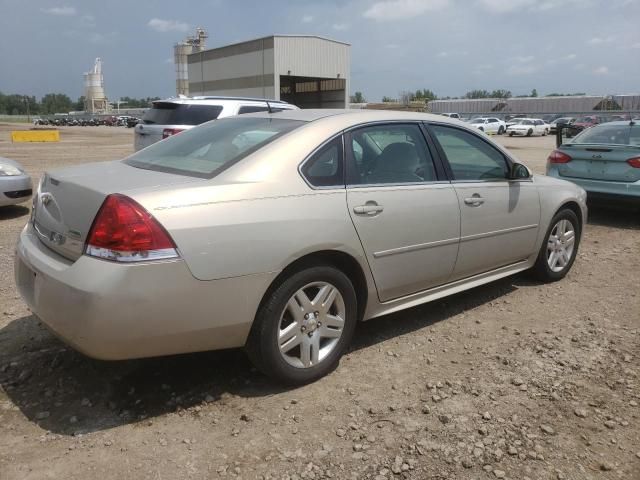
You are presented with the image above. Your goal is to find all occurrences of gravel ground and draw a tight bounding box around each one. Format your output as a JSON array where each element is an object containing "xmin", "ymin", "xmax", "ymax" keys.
[{"xmin": 0, "ymin": 124, "xmax": 638, "ymax": 480}]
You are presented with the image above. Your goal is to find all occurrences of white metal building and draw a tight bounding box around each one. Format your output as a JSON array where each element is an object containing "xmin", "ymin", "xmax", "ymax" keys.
[{"xmin": 187, "ymin": 35, "xmax": 350, "ymax": 108}]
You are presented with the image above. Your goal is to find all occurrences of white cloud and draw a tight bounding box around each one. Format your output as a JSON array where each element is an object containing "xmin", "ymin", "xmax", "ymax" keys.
[
  {"xmin": 565, "ymin": 53, "xmax": 577, "ymax": 60},
  {"xmin": 588, "ymin": 36, "xmax": 614, "ymax": 45},
  {"xmin": 507, "ymin": 64, "xmax": 538, "ymax": 75},
  {"xmin": 476, "ymin": 0, "xmax": 534, "ymax": 13},
  {"xmin": 147, "ymin": 18, "xmax": 190, "ymax": 33},
  {"xmin": 477, "ymin": 0, "xmax": 589, "ymax": 13},
  {"xmin": 332, "ymin": 23, "xmax": 350, "ymax": 31},
  {"xmin": 513, "ymin": 55, "xmax": 534, "ymax": 63},
  {"xmin": 593, "ymin": 66, "xmax": 609, "ymax": 75},
  {"xmin": 301, "ymin": 15, "xmax": 314, "ymax": 23},
  {"xmin": 41, "ymin": 6, "xmax": 77, "ymax": 16},
  {"xmin": 364, "ymin": 0, "xmax": 450, "ymax": 22},
  {"xmin": 632, "ymin": 42, "xmax": 640, "ymax": 49},
  {"xmin": 437, "ymin": 51, "xmax": 449, "ymax": 58}
]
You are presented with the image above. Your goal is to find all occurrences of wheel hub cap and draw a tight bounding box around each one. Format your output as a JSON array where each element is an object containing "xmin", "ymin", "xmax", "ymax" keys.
[
  {"xmin": 546, "ymin": 219, "xmax": 576, "ymax": 273},
  {"xmin": 277, "ymin": 281, "xmax": 346, "ymax": 369}
]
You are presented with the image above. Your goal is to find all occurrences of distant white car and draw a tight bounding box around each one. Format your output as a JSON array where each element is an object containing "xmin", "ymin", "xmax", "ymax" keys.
[
  {"xmin": 440, "ymin": 113, "xmax": 461, "ymax": 119},
  {"xmin": 134, "ymin": 96, "xmax": 298, "ymax": 151},
  {"xmin": 0, "ymin": 157, "xmax": 32, "ymax": 207},
  {"xmin": 467, "ymin": 117, "xmax": 506, "ymax": 135},
  {"xmin": 506, "ymin": 118, "xmax": 549, "ymax": 137}
]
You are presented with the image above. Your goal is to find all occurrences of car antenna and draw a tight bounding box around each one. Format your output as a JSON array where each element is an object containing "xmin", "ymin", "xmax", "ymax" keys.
[{"xmin": 266, "ymin": 100, "xmax": 273, "ymax": 114}]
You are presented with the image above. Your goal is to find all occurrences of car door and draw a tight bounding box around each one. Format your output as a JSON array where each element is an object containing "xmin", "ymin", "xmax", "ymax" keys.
[
  {"xmin": 486, "ymin": 118, "xmax": 499, "ymax": 134},
  {"xmin": 427, "ymin": 123, "xmax": 541, "ymax": 280},
  {"xmin": 345, "ymin": 123, "xmax": 460, "ymax": 302}
]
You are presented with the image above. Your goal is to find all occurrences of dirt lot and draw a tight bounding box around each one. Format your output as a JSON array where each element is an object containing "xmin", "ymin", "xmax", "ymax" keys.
[{"xmin": 0, "ymin": 124, "xmax": 638, "ymax": 480}]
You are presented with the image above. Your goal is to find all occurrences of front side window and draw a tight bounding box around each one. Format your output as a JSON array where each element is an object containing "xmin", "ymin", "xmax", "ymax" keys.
[
  {"xmin": 347, "ymin": 124, "xmax": 437, "ymax": 185},
  {"xmin": 301, "ymin": 137, "xmax": 344, "ymax": 187},
  {"xmin": 429, "ymin": 125, "xmax": 509, "ymax": 181},
  {"xmin": 125, "ymin": 117, "xmax": 304, "ymax": 178}
]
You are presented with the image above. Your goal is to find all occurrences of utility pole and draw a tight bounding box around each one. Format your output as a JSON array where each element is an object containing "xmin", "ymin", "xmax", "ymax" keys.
[{"xmin": 24, "ymin": 96, "xmax": 31, "ymax": 122}]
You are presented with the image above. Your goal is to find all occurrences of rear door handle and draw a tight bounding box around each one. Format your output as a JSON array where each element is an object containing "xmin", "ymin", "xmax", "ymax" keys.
[
  {"xmin": 464, "ymin": 196, "xmax": 484, "ymax": 206},
  {"xmin": 353, "ymin": 204, "xmax": 384, "ymax": 215}
]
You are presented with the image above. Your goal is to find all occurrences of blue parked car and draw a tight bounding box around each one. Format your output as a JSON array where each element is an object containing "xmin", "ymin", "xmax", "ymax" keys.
[{"xmin": 547, "ymin": 121, "xmax": 640, "ymax": 205}]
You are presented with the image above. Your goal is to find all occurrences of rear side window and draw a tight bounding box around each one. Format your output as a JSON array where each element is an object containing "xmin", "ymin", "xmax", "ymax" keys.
[
  {"xmin": 238, "ymin": 105, "xmax": 269, "ymax": 114},
  {"xmin": 301, "ymin": 137, "xmax": 344, "ymax": 187},
  {"xmin": 125, "ymin": 117, "xmax": 304, "ymax": 178},
  {"xmin": 347, "ymin": 124, "xmax": 437, "ymax": 185},
  {"xmin": 142, "ymin": 103, "xmax": 223, "ymax": 125}
]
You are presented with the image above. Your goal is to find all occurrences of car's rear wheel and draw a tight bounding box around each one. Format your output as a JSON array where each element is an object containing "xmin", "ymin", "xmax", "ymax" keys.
[
  {"xmin": 498, "ymin": 126, "xmax": 505, "ymax": 135},
  {"xmin": 527, "ymin": 128, "xmax": 533, "ymax": 137},
  {"xmin": 532, "ymin": 209, "xmax": 581, "ymax": 282},
  {"xmin": 246, "ymin": 265, "xmax": 357, "ymax": 385}
]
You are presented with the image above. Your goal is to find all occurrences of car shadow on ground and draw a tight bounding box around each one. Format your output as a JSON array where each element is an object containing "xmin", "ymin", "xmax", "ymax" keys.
[
  {"xmin": 0, "ymin": 275, "xmax": 520, "ymax": 436},
  {"xmin": 0, "ymin": 205, "xmax": 29, "ymax": 220},
  {"xmin": 586, "ymin": 203, "xmax": 639, "ymax": 230}
]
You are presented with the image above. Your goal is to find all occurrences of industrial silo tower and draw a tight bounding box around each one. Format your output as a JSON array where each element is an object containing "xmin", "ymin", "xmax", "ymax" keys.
[
  {"xmin": 83, "ymin": 58, "xmax": 110, "ymax": 113},
  {"xmin": 174, "ymin": 28, "xmax": 208, "ymax": 96}
]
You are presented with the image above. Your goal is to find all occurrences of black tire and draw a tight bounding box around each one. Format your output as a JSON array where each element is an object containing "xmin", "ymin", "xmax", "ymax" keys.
[
  {"xmin": 527, "ymin": 129, "xmax": 533, "ymax": 137},
  {"xmin": 509, "ymin": 131, "xmax": 514, "ymax": 137},
  {"xmin": 478, "ymin": 127, "xmax": 484, "ymax": 132},
  {"xmin": 245, "ymin": 265, "xmax": 358, "ymax": 385},
  {"xmin": 498, "ymin": 126, "xmax": 505, "ymax": 135},
  {"xmin": 532, "ymin": 209, "xmax": 581, "ymax": 282}
]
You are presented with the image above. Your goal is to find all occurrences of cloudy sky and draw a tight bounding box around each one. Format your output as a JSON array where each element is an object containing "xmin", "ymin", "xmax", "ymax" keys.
[{"xmin": 1, "ymin": 0, "xmax": 639, "ymax": 102}]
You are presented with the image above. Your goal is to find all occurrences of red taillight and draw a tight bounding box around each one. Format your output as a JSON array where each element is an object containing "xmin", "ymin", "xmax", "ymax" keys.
[
  {"xmin": 162, "ymin": 128, "xmax": 184, "ymax": 139},
  {"xmin": 547, "ymin": 150, "xmax": 572, "ymax": 164},
  {"xmin": 627, "ymin": 157, "xmax": 640, "ymax": 168},
  {"xmin": 85, "ymin": 194, "xmax": 178, "ymax": 262}
]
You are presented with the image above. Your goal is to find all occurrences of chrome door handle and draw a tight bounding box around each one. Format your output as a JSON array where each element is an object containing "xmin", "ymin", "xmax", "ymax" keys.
[
  {"xmin": 353, "ymin": 204, "xmax": 384, "ymax": 215},
  {"xmin": 464, "ymin": 196, "xmax": 484, "ymax": 206}
]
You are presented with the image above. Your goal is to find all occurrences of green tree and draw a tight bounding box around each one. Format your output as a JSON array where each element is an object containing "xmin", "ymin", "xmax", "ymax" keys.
[
  {"xmin": 414, "ymin": 89, "xmax": 438, "ymax": 101},
  {"xmin": 350, "ymin": 91, "xmax": 366, "ymax": 103},
  {"xmin": 531, "ymin": 88, "xmax": 538, "ymax": 97},
  {"xmin": 490, "ymin": 89, "xmax": 511, "ymax": 99},
  {"xmin": 381, "ymin": 96, "xmax": 395, "ymax": 102},
  {"xmin": 464, "ymin": 89, "xmax": 491, "ymax": 99},
  {"xmin": 40, "ymin": 93, "xmax": 73, "ymax": 114}
]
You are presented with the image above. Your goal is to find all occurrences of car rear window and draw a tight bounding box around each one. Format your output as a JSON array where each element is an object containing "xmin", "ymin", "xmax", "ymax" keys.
[
  {"xmin": 142, "ymin": 102, "xmax": 223, "ymax": 125},
  {"xmin": 573, "ymin": 124, "xmax": 640, "ymax": 146},
  {"xmin": 125, "ymin": 117, "xmax": 305, "ymax": 178}
]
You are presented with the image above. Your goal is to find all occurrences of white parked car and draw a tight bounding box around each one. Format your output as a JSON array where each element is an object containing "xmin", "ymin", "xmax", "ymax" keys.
[
  {"xmin": 468, "ymin": 117, "xmax": 506, "ymax": 135},
  {"xmin": 506, "ymin": 118, "xmax": 549, "ymax": 137},
  {"xmin": 0, "ymin": 157, "xmax": 32, "ymax": 207},
  {"xmin": 134, "ymin": 96, "xmax": 298, "ymax": 151}
]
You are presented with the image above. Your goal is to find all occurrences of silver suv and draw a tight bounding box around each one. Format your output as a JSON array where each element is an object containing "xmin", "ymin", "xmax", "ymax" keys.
[{"xmin": 134, "ymin": 96, "xmax": 298, "ymax": 151}]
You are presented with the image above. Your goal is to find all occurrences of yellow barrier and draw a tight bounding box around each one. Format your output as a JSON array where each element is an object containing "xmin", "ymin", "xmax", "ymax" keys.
[{"xmin": 11, "ymin": 130, "xmax": 60, "ymax": 143}]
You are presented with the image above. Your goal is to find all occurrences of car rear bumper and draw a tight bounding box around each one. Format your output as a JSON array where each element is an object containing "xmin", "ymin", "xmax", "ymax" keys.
[
  {"xmin": 546, "ymin": 170, "xmax": 640, "ymax": 201},
  {"xmin": 1, "ymin": 175, "xmax": 32, "ymax": 207},
  {"xmin": 14, "ymin": 223, "xmax": 276, "ymax": 360}
]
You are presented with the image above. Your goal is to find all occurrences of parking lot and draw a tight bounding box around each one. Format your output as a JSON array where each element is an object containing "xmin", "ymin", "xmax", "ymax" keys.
[{"xmin": 0, "ymin": 124, "xmax": 638, "ymax": 480}]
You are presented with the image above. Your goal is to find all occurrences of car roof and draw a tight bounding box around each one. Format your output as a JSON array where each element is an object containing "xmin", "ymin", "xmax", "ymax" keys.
[
  {"xmin": 153, "ymin": 96, "xmax": 293, "ymax": 106},
  {"xmin": 244, "ymin": 108, "xmax": 465, "ymax": 125}
]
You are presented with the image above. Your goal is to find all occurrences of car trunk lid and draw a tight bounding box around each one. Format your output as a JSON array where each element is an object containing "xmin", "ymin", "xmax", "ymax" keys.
[
  {"xmin": 33, "ymin": 161, "xmax": 201, "ymax": 261},
  {"xmin": 556, "ymin": 144, "xmax": 640, "ymax": 182}
]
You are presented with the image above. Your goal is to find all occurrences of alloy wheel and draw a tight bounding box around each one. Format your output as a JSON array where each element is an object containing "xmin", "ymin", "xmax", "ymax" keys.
[
  {"xmin": 277, "ymin": 282, "xmax": 346, "ymax": 368},
  {"xmin": 546, "ymin": 219, "xmax": 576, "ymax": 273}
]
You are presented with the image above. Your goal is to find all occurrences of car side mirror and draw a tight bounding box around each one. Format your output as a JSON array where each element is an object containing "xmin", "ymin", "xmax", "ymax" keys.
[{"xmin": 510, "ymin": 162, "xmax": 531, "ymax": 180}]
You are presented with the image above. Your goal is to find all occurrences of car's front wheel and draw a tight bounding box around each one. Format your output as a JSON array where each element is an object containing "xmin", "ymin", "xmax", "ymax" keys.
[
  {"xmin": 498, "ymin": 126, "xmax": 505, "ymax": 135},
  {"xmin": 246, "ymin": 265, "xmax": 357, "ymax": 385},
  {"xmin": 532, "ymin": 209, "xmax": 581, "ymax": 282}
]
